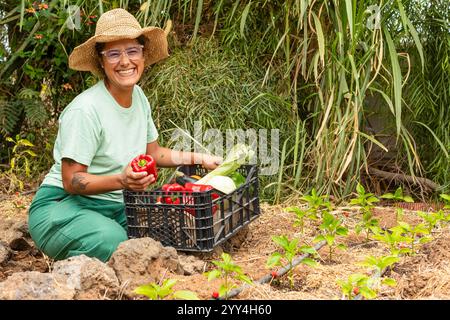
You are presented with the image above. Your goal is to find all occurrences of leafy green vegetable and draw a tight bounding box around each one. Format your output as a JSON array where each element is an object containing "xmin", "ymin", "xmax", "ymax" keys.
[
  {"xmin": 229, "ymin": 172, "xmax": 246, "ymax": 188},
  {"xmin": 197, "ymin": 144, "xmax": 255, "ymax": 185}
]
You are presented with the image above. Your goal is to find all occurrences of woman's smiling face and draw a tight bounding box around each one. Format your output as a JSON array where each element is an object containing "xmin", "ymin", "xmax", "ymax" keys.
[{"xmin": 100, "ymin": 38, "xmax": 145, "ymax": 91}]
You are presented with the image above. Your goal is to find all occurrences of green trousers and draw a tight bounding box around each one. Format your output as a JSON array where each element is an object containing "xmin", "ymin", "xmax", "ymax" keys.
[{"xmin": 28, "ymin": 185, "xmax": 128, "ymax": 262}]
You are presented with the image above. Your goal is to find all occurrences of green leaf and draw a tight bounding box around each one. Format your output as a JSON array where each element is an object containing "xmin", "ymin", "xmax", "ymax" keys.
[
  {"xmin": 237, "ymin": 274, "xmax": 253, "ymax": 284},
  {"xmin": 398, "ymin": 221, "xmax": 411, "ymax": 231},
  {"xmin": 418, "ymin": 236, "xmax": 433, "ymax": 244},
  {"xmin": 207, "ymin": 269, "xmax": 221, "ymax": 281},
  {"xmin": 382, "ymin": 278, "xmax": 397, "ymax": 287},
  {"xmin": 23, "ymin": 150, "xmax": 37, "ymax": 157},
  {"xmin": 301, "ymin": 258, "xmax": 317, "ymax": 267},
  {"xmin": 285, "ymin": 206, "xmax": 302, "ymax": 214},
  {"xmin": 336, "ymin": 227, "xmax": 348, "ymax": 236},
  {"xmin": 384, "ymin": 26, "xmax": 403, "ymax": 137},
  {"xmin": 240, "ymin": 1, "xmax": 252, "ymax": 39},
  {"xmin": 300, "ymin": 246, "xmax": 317, "ymax": 255},
  {"xmin": 324, "ymin": 234, "xmax": 335, "ymax": 246},
  {"xmin": 266, "ymin": 252, "xmax": 282, "ymax": 267},
  {"xmin": 158, "ymin": 287, "xmax": 173, "ymax": 299},
  {"xmin": 18, "ymin": 139, "xmax": 34, "ymax": 147},
  {"xmin": 403, "ymin": 196, "xmax": 414, "ymax": 203},
  {"xmin": 413, "ymin": 121, "xmax": 449, "ymax": 159},
  {"xmin": 134, "ymin": 284, "xmax": 158, "ymax": 300},
  {"xmin": 311, "ymin": 12, "xmax": 325, "ymax": 66},
  {"xmin": 219, "ymin": 285, "xmax": 228, "ymax": 298},
  {"xmin": 172, "ymin": 290, "xmax": 200, "ymax": 300},
  {"xmin": 397, "ymin": 0, "xmax": 424, "ymax": 71},
  {"xmin": 230, "ymin": 172, "xmax": 246, "ymax": 188},
  {"xmin": 344, "ymin": 0, "xmax": 353, "ymax": 39},
  {"xmin": 360, "ymin": 286, "xmax": 377, "ymax": 299},
  {"xmin": 191, "ymin": 0, "xmax": 203, "ymax": 42},
  {"xmin": 314, "ymin": 235, "xmax": 326, "ymax": 243},
  {"xmin": 348, "ymin": 273, "xmax": 368, "ymax": 283},
  {"xmin": 272, "ymin": 235, "xmax": 289, "ymax": 249},
  {"xmin": 162, "ymin": 279, "xmax": 178, "ymax": 290},
  {"xmin": 356, "ymin": 183, "xmax": 365, "ymax": 195},
  {"xmin": 382, "ymin": 256, "xmax": 399, "ymax": 268},
  {"xmin": 357, "ymin": 131, "xmax": 389, "ymax": 152},
  {"xmin": 394, "ymin": 187, "xmax": 403, "ymax": 198}
]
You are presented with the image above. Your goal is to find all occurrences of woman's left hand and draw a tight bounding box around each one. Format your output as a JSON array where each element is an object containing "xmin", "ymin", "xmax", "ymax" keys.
[{"xmin": 201, "ymin": 154, "xmax": 223, "ymax": 170}]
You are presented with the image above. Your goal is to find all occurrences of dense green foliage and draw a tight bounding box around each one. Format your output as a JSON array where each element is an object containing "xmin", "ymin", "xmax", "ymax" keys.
[{"xmin": 0, "ymin": 0, "xmax": 449, "ymax": 201}]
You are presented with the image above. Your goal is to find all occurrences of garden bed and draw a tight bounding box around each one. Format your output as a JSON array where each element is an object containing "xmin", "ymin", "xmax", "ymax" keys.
[{"xmin": 1, "ymin": 193, "xmax": 449, "ymax": 300}]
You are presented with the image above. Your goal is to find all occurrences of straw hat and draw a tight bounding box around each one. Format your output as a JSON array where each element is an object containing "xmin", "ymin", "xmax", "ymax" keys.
[{"xmin": 69, "ymin": 8, "xmax": 169, "ymax": 77}]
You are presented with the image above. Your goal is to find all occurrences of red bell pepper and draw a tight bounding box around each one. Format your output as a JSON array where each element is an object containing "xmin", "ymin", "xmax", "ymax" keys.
[
  {"xmin": 184, "ymin": 183, "xmax": 220, "ymax": 215},
  {"xmin": 159, "ymin": 183, "xmax": 184, "ymax": 204},
  {"xmin": 155, "ymin": 182, "xmax": 220, "ymax": 216},
  {"xmin": 184, "ymin": 183, "xmax": 220, "ymax": 200},
  {"xmin": 131, "ymin": 154, "xmax": 158, "ymax": 179},
  {"xmin": 162, "ymin": 183, "xmax": 185, "ymax": 192},
  {"xmin": 157, "ymin": 195, "xmax": 182, "ymax": 205}
]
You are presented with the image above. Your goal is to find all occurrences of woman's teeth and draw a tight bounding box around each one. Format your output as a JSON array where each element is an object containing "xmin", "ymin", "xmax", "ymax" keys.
[{"xmin": 118, "ymin": 69, "xmax": 135, "ymax": 76}]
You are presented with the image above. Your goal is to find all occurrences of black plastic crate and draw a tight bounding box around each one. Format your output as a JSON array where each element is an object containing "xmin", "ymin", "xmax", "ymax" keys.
[{"xmin": 124, "ymin": 165, "xmax": 260, "ymax": 252}]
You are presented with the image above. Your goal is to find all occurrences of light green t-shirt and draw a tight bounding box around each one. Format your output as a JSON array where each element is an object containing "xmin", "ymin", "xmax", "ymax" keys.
[{"xmin": 42, "ymin": 80, "xmax": 158, "ymax": 202}]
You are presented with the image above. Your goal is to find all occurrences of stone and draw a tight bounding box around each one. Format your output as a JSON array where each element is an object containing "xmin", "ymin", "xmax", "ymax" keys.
[
  {"xmin": 108, "ymin": 238, "xmax": 181, "ymax": 296},
  {"xmin": 52, "ymin": 255, "xmax": 120, "ymax": 300},
  {"xmin": 0, "ymin": 271, "xmax": 75, "ymax": 300}
]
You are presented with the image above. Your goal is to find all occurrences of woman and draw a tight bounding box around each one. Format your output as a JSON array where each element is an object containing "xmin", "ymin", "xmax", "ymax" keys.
[{"xmin": 28, "ymin": 8, "xmax": 221, "ymax": 262}]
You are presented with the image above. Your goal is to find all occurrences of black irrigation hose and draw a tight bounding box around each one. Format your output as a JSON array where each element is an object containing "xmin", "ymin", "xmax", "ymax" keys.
[{"xmin": 217, "ymin": 241, "xmax": 327, "ymax": 300}]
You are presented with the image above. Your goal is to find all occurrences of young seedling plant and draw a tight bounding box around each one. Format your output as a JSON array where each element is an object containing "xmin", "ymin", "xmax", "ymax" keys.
[
  {"xmin": 359, "ymin": 255, "xmax": 399, "ymax": 275},
  {"xmin": 357, "ymin": 255, "xmax": 398, "ymax": 294},
  {"xmin": 338, "ymin": 255, "xmax": 398, "ymax": 300},
  {"xmin": 372, "ymin": 226, "xmax": 411, "ymax": 257},
  {"xmin": 417, "ymin": 210, "xmax": 450, "ymax": 233},
  {"xmin": 381, "ymin": 187, "xmax": 414, "ymax": 222},
  {"xmin": 205, "ymin": 252, "xmax": 252, "ymax": 300},
  {"xmin": 390, "ymin": 221, "xmax": 432, "ymax": 255},
  {"xmin": 266, "ymin": 235, "xmax": 318, "ymax": 288},
  {"xmin": 313, "ymin": 212, "xmax": 348, "ymax": 262},
  {"xmin": 350, "ymin": 183, "xmax": 380, "ymax": 242},
  {"xmin": 337, "ymin": 273, "xmax": 377, "ymax": 300},
  {"xmin": 285, "ymin": 206, "xmax": 309, "ymax": 234},
  {"xmin": 301, "ymin": 188, "xmax": 333, "ymax": 220},
  {"xmin": 134, "ymin": 279, "xmax": 199, "ymax": 300},
  {"xmin": 381, "ymin": 186, "xmax": 414, "ymax": 203},
  {"xmin": 338, "ymin": 266, "xmax": 396, "ymax": 301}
]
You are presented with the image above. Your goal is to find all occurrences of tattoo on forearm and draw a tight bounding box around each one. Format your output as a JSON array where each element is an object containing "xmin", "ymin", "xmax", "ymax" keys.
[{"xmin": 72, "ymin": 173, "xmax": 89, "ymax": 191}]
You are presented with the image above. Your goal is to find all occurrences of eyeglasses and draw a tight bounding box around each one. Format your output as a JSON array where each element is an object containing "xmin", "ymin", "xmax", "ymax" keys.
[{"xmin": 100, "ymin": 45, "xmax": 144, "ymax": 63}]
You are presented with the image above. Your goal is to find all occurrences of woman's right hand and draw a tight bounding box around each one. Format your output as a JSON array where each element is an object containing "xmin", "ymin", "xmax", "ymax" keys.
[{"xmin": 120, "ymin": 163, "xmax": 156, "ymax": 191}]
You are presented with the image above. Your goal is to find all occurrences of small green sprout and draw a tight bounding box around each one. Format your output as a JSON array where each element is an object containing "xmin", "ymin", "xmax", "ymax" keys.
[
  {"xmin": 267, "ymin": 235, "xmax": 318, "ymax": 288},
  {"xmin": 134, "ymin": 279, "xmax": 199, "ymax": 300},
  {"xmin": 313, "ymin": 212, "xmax": 348, "ymax": 262},
  {"xmin": 350, "ymin": 183, "xmax": 379, "ymax": 241},
  {"xmin": 205, "ymin": 253, "xmax": 252, "ymax": 300}
]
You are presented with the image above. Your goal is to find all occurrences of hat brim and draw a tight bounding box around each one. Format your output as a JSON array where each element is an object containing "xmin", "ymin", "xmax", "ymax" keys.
[{"xmin": 68, "ymin": 27, "xmax": 169, "ymax": 77}]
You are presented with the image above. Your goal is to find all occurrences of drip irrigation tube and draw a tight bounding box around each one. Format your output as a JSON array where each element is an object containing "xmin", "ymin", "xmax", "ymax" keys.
[{"xmin": 217, "ymin": 241, "xmax": 327, "ymax": 300}]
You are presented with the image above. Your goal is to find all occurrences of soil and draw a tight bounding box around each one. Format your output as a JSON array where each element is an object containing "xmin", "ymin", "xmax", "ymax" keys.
[{"xmin": 1, "ymin": 193, "xmax": 449, "ymax": 300}]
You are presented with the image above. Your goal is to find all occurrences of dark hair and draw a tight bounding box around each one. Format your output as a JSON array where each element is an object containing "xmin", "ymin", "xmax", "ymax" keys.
[{"xmin": 95, "ymin": 35, "xmax": 146, "ymax": 57}]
